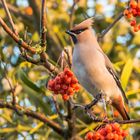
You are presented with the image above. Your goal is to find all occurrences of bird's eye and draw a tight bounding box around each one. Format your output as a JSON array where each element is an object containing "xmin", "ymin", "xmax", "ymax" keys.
[
  {"xmin": 71, "ymin": 28, "xmax": 87, "ymax": 35},
  {"xmin": 74, "ymin": 30, "xmax": 82, "ymax": 34}
]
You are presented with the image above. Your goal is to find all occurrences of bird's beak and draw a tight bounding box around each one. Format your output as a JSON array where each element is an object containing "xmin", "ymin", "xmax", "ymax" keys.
[{"xmin": 65, "ymin": 30, "xmax": 76, "ymax": 36}]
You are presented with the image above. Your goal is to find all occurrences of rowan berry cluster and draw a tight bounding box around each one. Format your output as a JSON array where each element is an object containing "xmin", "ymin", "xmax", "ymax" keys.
[
  {"xmin": 85, "ymin": 123, "xmax": 128, "ymax": 140},
  {"xmin": 47, "ymin": 68, "xmax": 80, "ymax": 101},
  {"xmin": 124, "ymin": 0, "xmax": 140, "ymax": 32}
]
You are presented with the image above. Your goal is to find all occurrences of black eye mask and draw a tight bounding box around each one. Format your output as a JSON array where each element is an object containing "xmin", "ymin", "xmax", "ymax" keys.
[{"xmin": 71, "ymin": 28, "xmax": 88, "ymax": 35}]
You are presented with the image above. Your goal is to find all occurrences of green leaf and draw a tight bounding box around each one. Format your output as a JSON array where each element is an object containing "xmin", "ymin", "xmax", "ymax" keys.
[
  {"xmin": 120, "ymin": 58, "xmax": 133, "ymax": 90},
  {"xmin": 18, "ymin": 69, "xmax": 44, "ymax": 93}
]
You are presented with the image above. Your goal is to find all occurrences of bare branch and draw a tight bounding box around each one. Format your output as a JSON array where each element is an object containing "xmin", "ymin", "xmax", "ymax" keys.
[
  {"xmin": 40, "ymin": 0, "xmax": 47, "ymax": 48},
  {"xmin": 98, "ymin": 12, "xmax": 124, "ymax": 41},
  {"xmin": 69, "ymin": 2, "xmax": 77, "ymax": 29},
  {"xmin": 0, "ymin": 61, "xmax": 16, "ymax": 105},
  {"xmin": 1, "ymin": 0, "xmax": 18, "ymax": 36},
  {"xmin": 28, "ymin": 0, "xmax": 40, "ymax": 32},
  {"xmin": 0, "ymin": 100, "xmax": 65, "ymax": 136},
  {"xmin": 0, "ymin": 17, "xmax": 37, "ymax": 54},
  {"xmin": 0, "ymin": 1, "xmax": 33, "ymax": 23}
]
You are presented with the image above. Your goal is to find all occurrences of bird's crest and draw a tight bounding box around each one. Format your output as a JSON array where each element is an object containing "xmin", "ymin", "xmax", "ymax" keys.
[{"xmin": 71, "ymin": 17, "xmax": 94, "ymax": 31}]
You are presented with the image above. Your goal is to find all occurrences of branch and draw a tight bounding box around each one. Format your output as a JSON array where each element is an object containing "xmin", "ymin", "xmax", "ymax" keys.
[
  {"xmin": 0, "ymin": 61, "xmax": 16, "ymax": 105},
  {"xmin": 0, "ymin": 17, "xmax": 37, "ymax": 54},
  {"xmin": 0, "ymin": 17, "xmax": 59, "ymax": 74},
  {"xmin": 98, "ymin": 12, "xmax": 124, "ymax": 41},
  {"xmin": 28, "ymin": 0, "xmax": 40, "ymax": 32},
  {"xmin": 71, "ymin": 99, "xmax": 140, "ymax": 125},
  {"xmin": 0, "ymin": 1, "xmax": 33, "ymax": 23},
  {"xmin": 1, "ymin": 0, "xmax": 18, "ymax": 36},
  {"xmin": 40, "ymin": 0, "xmax": 47, "ymax": 48},
  {"xmin": 69, "ymin": 1, "xmax": 77, "ymax": 29},
  {"xmin": 0, "ymin": 100, "xmax": 65, "ymax": 136}
]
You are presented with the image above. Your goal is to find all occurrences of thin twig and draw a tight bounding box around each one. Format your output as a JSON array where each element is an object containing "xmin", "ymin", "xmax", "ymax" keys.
[
  {"xmin": 0, "ymin": 17, "xmax": 36, "ymax": 54},
  {"xmin": 69, "ymin": 2, "xmax": 77, "ymax": 29},
  {"xmin": 52, "ymin": 95, "xmax": 66, "ymax": 119},
  {"xmin": 0, "ymin": 100, "xmax": 65, "ymax": 136},
  {"xmin": 0, "ymin": 17, "xmax": 59, "ymax": 73},
  {"xmin": 64, "ymin": 48, "xmax": 72, "ymax": 68},
  {"xmin": 0, "ymin": 61, "xmax": 16, "ymax": 105},
  {"xmin": 0, "ymin": 1, "xmax": 33, "ymax": 23},
  {"xmin": 1, "ymin": 0, "xmax": 18, "ymax": 36},
  {"xmin": 98, "ymin": 12, "xmax": 124, "ymax": 41},
  {"xmin": 40, "ymin": 0, "xmax": 47, "ymax": 48},
  {"xmin": 1, "ymin": 0, "xmax": 26, "ymax": 56}
]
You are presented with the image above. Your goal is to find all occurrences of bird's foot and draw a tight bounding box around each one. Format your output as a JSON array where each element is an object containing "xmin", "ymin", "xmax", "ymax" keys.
[
  {"xmin": 102, "ymin": 115, "xmax": 109, "ymax": 122},
  {"xmin": 85, "ymin": 93, "xmax": 102, "ymax": 110}
]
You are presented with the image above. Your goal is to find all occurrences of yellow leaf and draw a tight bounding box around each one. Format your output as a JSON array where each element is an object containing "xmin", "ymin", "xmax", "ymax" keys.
[
  {"xmin": 29, "ymin": 122, "xmax": 44, "ymax": 134},
  {"xmin": 121, "ymin": 58, "xmax": 133, "ymax": 90}
]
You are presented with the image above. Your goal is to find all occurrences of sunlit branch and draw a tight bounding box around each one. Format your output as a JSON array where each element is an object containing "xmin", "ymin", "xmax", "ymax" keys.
[{"xmin": 0, "ymin": 100, "xmax": 65, "ymax": 136}]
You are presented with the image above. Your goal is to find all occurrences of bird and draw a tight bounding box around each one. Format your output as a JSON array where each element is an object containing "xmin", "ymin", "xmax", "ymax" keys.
[{"xmin": 66, "ymin": 18, "xmax": 130, "ymax": 120}]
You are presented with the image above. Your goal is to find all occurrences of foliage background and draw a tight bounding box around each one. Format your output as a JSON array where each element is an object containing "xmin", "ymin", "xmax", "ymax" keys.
[{"xmin": 0, "ymin": 0, "xmax": 140, "ymax": 139}]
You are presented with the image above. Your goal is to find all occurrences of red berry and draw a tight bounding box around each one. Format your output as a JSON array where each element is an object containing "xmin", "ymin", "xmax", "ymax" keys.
[
  {"xmin": 123, "ymin": 9, "xmax": 129, "ymax": 16},
  {"xmin": 127, "ymin": 13, "xmax": 132, "ymax": 18},
  {"xmin": 129, "ymin": 1, "xmax": 137, "ymax": 9},
  {"xmin": 105, "ymin": 133, "xmax": 114, "ymax": 140},
  {"xmin": 86, "ymin": 132, "xmax": 94, "ymax": 140},
  {"xmin": 48, "ymin": 79, "xmax": 55, "ymax": 90},
  {"xmin": 62, "ymin": 94, "xmax": 69, "ymax": 101},
  {"xmin": 71, "ymin": 77, "xmax": 78, "ymax": 84},
  {"xmin": 74, "ymin": 84, "xmax": 80, "ymax": 91},
  {"xmin": 112, "ymin": 123, "xmax": 120, "ymax": 132},
  {"xmin": 118, "ymin": 135, "xmax": 123, "ymax": 140},
  {"xmin": 94, "ymin": 132, "xmax": 101, "ymax": 139},
  {"xmin": 64, "ymin": 68, "xmax": 73, "ymax": 77},
  {"xmin": 67, "ymin": 87, "xmax": 74, "ymax": 95},
  {"xmin": 137, "ymin": 11, "xmax": 140, "ymax": 16},
  {"xmin": 60, "ymin": 89, "xmax": 65, "ymax": 94},
  {"xmin": 98, "ymin": 128, "xmax": 106, "ymax": 136},
  {"xmin": 62, "ymin": 84, "xmax": 68, "ymax": 90},
  {"xmin": 55, "ymin": 84, "xmax": 61, "ymax": 90},
  {"xmin": 70, "ymin": 83, "xmax": 76, "ymax": 88},
  {"xmin": 121, "ymin": 130, "xmax": 128, "ymax": 137},
  {"xmin": 65, "ymin": 77, "xmax": 71, "ymax": 84},
  {"xmin": 64, "ymin": 75, "xmax": 68, "ymax": 81},
  {"xmin": 105, "ymin": 124, "xmax": 112, "ymax": 133},
  {"xmin": 130, "ymin": 20, "xmax": 136, "ymax": 26},
  {"xmin": 132, "ymin": 9, "xmax": 137, "ymax": 16},
  {"xmin": 55, "ymin": 76, "xmax": 62, "ymax": 84},
  {"xmin": 114, "ymin": 134, "xmax": 119, "ymax": 140},
  {"xmin": 134, "ymin": 26, "xmax": 139, "ymax": 32}
]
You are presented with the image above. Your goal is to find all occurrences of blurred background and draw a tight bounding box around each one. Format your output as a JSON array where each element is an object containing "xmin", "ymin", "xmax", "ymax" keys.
[{"xmin": 0, "ymin": 0, "xmax": 140, "ymax": 139}]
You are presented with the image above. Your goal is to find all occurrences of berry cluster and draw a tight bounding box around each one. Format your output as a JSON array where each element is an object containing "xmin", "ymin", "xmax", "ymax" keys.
[
  {"xmin": 124, "ymin": 0, "xmax": 140, "ymax": 32},
  {"xmin": 85, "ymin": 123, "xmax": 128, "ymax": 140},
  {"xmin": 47, "ymin": 68, "xmax": 80, "ymax": 101}
]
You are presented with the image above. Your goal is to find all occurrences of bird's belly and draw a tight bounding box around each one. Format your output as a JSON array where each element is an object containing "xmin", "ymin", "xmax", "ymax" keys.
[{"xmin": 72, "ymin": 62, "xmax": 98, "ymax": 96}]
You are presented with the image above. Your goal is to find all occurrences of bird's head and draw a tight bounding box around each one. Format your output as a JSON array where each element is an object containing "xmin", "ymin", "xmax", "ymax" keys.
[{"xmin": 66, "ymin": 18, "xmax": 94, "ymax": 44}]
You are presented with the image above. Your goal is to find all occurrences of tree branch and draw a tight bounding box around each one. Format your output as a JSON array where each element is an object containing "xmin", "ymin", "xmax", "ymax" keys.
[
  {"xmin": 0, "ymin": 17, "xmax": 59, "ymax": 74},
  {"xmin": 28, "ymin": 0, "xmax": 40, "ymax": 32},
  {"xmin": 0, "ymin": 100, "xmax": 65, "ymax": 136},
  {"xmin": 0, "ymin": 1, "xmax": 33, "ymax": 23},
  {"xmin": 40, "ymin": 0, "xmax": 47, "ymax": 48},
  {"xmin": 98, "ymin": 12, "xmax": 124, "ymax": 41},
  {"xmin": 1, "ymin": 0, "xmax": 18, "ymax": 36},
  {"xmin": 0, "ymin": 17, "xmax": 37, "ymax": 54}
]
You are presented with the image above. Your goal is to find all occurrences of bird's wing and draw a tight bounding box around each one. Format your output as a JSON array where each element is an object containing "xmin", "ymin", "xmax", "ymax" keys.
[{"xmin": 97, "ymin": 49, "xmax": 129, "ymax": 104}]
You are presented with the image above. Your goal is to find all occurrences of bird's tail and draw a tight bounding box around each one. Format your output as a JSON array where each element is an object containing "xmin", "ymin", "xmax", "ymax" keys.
[{"xmin": 112, "ymin": 99, "xmax": 130, "ymax": 120}]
